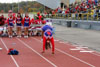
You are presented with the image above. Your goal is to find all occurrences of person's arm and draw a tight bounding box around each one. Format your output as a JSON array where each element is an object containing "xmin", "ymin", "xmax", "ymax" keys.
[
  {"xmin": 42, "ymin": 31, "xmax": 44, "ymax": 39},
  {"xmin": 21, "ymin": 18, "xmax": 23, "ymax": 24},
  {"xmin": 22, "ymin": 18, "xmax": 25, "ymax": 26},
  {"xmin": 7, "ymin": 18, "xmax": 9, "ymax": 25},
  {"xmin": 29, "ymin": 18, "xmax": 31, "ymax": 26},
  {"xmin": 41, "ymin": 26, "xmax": 45, "ymax": 39},
  {"xmin": 16, "ymin": 18, "xmax": 17, "ymax": 24}
]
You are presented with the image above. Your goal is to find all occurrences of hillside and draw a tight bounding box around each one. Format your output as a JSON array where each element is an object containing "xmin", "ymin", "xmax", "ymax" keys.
[{"xmin": 0, "ymin": 1, "xmax": 44, "ymax": 13}]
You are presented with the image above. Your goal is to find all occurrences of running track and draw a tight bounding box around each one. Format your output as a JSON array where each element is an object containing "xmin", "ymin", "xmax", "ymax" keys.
[{"xmin": 0, "ymin": 37, "xmax": 100, "ymax": 67}]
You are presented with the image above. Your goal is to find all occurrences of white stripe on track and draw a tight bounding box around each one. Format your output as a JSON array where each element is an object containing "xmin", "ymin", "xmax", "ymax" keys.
[
  {"xmin": 32, "ymin": 37, "xmax": 96, "ymax": 67},
  {"xmin": 16, "ymin": 38, "xmax": 57, "ymax": 67},
  {"xmin": 0, "ymin": 38, "xmax": 19, "ymax": 67},
  {"xmin": 56, "ymin": 40, "xmax": 100, "ymax": 57}
]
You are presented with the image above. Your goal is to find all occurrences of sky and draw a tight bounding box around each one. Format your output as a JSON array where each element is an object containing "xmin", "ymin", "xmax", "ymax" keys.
[
  {"xmin": 0, "ymin": 0, "xmax": 36, "ymax": 3},
  {"xmin": 0, "ymin": 0, "xmax": 75, "ymax": 4},
  {"xmin": 70, "ymin": 0, "xmax": 76, "ymax": 4}
]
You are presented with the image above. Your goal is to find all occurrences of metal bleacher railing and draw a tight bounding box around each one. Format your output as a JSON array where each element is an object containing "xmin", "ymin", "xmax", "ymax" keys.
[{"xmin": 45, "ymin": 13, "xmax": 100, "ymax": 21}]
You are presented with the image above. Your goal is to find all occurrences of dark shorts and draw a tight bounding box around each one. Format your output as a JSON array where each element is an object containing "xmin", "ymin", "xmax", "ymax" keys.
[
  {"xmin": 24, "ymin": 23, "xmax": 29, "ymax": 27},
  {"xmin": 17, "ymin": 23, "xmax": 22, "ymax": 27},
  {"xmin": 9, "ymin": 23, "xmax": 14, "ymax": 27}
]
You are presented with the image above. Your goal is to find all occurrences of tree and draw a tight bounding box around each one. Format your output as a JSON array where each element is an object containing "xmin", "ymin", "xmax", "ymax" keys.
[
  {"xmin": 19, "ymin": 8, "xmax": 24, "ymax": 14},
  {"xmin": 28, "ymin": 8, "xmax": 33, "ymax": 12}
]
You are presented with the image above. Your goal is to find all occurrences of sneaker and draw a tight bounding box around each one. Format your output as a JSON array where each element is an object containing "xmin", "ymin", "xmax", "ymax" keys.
[
  {"xmin": 17, "ymin": 36, "xmax": 21, "ymax": 38},
  {"xmin": 52, "ymin": 52, "xmax": 54, "ymax": 54},
  {"xmin": 0, "ymin": 48, "xmax": 2, "ymax": 50},
  {"xmin": 10, "ymin": 36, "xmax": 12, "ymax": 38},
  {"xmin": 9, "ymin": 36, "xmax": 10, "ymax": 38},
  {"xmin": 26, "ymin": 36, "xmax": 28, "ymax": 38},
  {"xmin": 17, "ymin": 36, "xmax": 19, "ymax": 38},
  {"xmin": 9, "ymin": 35, "xmax": 13, "ymax": 38},
  {"xmin": 24, "ymin": 36, "xmax": 28, "ymax": 38},
  {"xmin": 41, "ymin": 51, "xmax": 45, "ymax": 53},
  {"xmin": 24, "ymin": 36, "xmax": 26, "ymax": 38},
  {"xmin": 19, "ymin": 36, "xmax": 21, "ymax": 38}
]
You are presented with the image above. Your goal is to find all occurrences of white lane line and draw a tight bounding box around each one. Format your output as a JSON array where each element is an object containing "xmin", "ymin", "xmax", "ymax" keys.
[
  {"xmin": 55, "ymin": 48, "xmax": 95, "ymax": 67},
  {"xmin": 70, "ymin": 47, "xmax": 94, "ymax": 53},
  {"xmin": 91, "ymin": 52, "xmax": 100, "ymax": 56},
  {"xmin": 32, "ymin": 37, "xmax": 95, "ymax": 67},
  {"xmin": 0, "ymin": 38, "xmax": 19, "ymax": 67},
  {"xmin": 80, "ymin": 51, "xmax": 94, "ymax": 53},
  {"xmin": 16, "ymin": 38, "xmax": 57, "ymax": 67},
  {"xmin": 55, "ymin": 41, "xmax": 100, "ymax": 57}
]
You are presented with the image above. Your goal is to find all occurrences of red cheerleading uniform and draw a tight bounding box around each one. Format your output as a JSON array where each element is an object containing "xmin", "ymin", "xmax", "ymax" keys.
[
  {"xmin": 42, "ymin": 25, "xmax": 54, "ymax": 52},
  {"xmin": 16, "ymin": 17, "xmax": 23, "ymax": 27},
  {"xmin": 7, "ymin": 17, "xmax": 14, "ymax": 27},
  {"xmin": 23, "ymin": 17, "xmax": 31, "ymax": 27}
]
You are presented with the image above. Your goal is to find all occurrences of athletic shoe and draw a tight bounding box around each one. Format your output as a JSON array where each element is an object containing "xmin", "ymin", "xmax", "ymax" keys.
[
  {"xmin": 24, "ymin": 36, "xmax": 26, "ymax": 38},
  {"xmin": 17, "ymin": 36, "xmax": 19, "ymax": 38},
  {"xmin": 26, "ymin": 36, "xmax": 28, "ymax": 38},
  {"xmin": 9, "ymin": 36, "xmax": 10, "ymax": 38},
  {"xmin": 24, "ymin": 36, "xmax": 28, "ymax": 38},
  {"xmin": 19, "ymin": 36, "xmax": 21, "ymax": 38},
  {"xmin": 10, "ymin": 36, "xmax": 13, "ymax": 38},
  {"xmin": 52, "ymin": 52, "xmax": 54, "ymax": 54},
  {"xmin": 41, "ymin": 51, "xmax": 45, "ymax": 53},
  {"xmin": 17, "ymin": 36, "xmax": 21, "ymax": 38},
  {"xmin": 9, "ymin": 36, "xmax": 12, "ymax": 38}
]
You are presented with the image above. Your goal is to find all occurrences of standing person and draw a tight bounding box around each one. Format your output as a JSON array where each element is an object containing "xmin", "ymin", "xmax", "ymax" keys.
[
  {"xmin": 7, "ymin": 13, "xmax": 14, "ymax": 38},
  {"xmin": 41, "ymin": 21, "xmax": 55, "ymax": 54},
  {"xmin": 16, "ymin": 13, "xmax": 23, "ymax": 38},
  {"xmin": 23, "ymin": 13, "xmax": 31, "ymax": 38}
]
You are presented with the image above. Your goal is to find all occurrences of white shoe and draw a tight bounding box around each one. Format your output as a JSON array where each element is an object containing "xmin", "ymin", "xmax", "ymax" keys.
[
  {"xmin": 17, "ymin": 36, "xmax": 19, "ymax": 38},
  {"xmin": 17, "ymin": 35, "xmax": 21, "ymax": 38},
  {"xmin": 0, "ymin": 48, "xmax": 2, "ymax": 50},
  {"xmin": 24, "ymin": 36, "xmax": 28, "ymax": 38},
  {"xmin": 9, "ymin": 35, "xmax": 13, "ymax": 38},
  {"xmin": 10, "ymin": 36, "xmax": 12, "ymax": 38},
  {"xmin": 24, "ymin": 36, "xmax": 26, "ymax": 38},
  {"xmin": 19, "ymin": 36, "xmax": 21, "ymax": 38},
  {"xmin": 9, "ymin": 36, "xmax": 10, "ymax": 38},
  {"xmin": 26, "ymin": 36, "xmax": 28, "ymax": 38}
]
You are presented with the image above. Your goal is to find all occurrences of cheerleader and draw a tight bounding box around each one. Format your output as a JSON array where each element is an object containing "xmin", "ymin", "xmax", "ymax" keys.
[
  {"xmin": 23, "ymin": 13, "xmax": 31, "ymax": 38},
  {"xmin": 41, "ymin": 22, "xmax": 55, "ymax": 54},
  {"xmin": 16, "ymin": 13, "xmax": 23, "ymax": 38},
  {"xmin": 7, "ymin": 14, "xmax": 14, "ymax": 38}
]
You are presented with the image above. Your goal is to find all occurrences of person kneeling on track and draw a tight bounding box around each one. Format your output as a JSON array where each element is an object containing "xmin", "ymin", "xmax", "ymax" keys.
[
  {"xmin": 41, "ymin": 22, "xmax": 55, "ymax": 54},
  {"xmin": 16, "ymin": 13, "xmax": 23, "ymax": 38}
]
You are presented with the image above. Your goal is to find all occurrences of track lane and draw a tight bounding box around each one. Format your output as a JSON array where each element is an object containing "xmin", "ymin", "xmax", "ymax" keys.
[
  {"xmin": 2, "ymin": 38, "xmax": 54, "ymax": 67},
  {"xmin": 54, "ymin": 39, "xmax": 100, "ymax": 67},
  {"xmin": 35, "ymin": 37, "xmax": 100, "ymax": 67},
  {"xmin": 19, "ymin": 37, "xmax": 93, "ymax": 67},
  {"xmin": 0, "ymin": 38, "xmax": 19, "ymax": 67},
  {"xmin": 32, "ymin": 37, "xmax": 98, "ymax": 67}
]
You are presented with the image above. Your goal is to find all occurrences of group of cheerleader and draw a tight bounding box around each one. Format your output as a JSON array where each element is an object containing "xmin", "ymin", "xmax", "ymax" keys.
[{"xmin": 6, "ymin": 10, "xmax": 46, "ymax": 38}]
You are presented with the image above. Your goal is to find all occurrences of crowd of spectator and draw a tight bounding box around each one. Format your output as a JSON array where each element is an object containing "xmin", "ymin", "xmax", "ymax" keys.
[{"xmin": 44, "ymin": 0, "xmax": 100, "ymax": 19}]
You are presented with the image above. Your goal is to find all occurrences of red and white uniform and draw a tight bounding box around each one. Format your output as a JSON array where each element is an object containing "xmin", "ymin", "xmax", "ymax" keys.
[
  {"xmin": 7, "ymin": 17, "xmax": 14, "ymax": 27},
  {"xmin": 42, "ymin": 24, "xmax": 54, "ymax": 52},
  {"xmin": 23, "ymin": 17, "xmax": 31, "ymax": 27}
]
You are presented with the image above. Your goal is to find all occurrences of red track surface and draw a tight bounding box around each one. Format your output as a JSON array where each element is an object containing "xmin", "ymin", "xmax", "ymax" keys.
[{"xmin": 0, "ymin": 37, "xmax": 100, "ymax": 67}]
